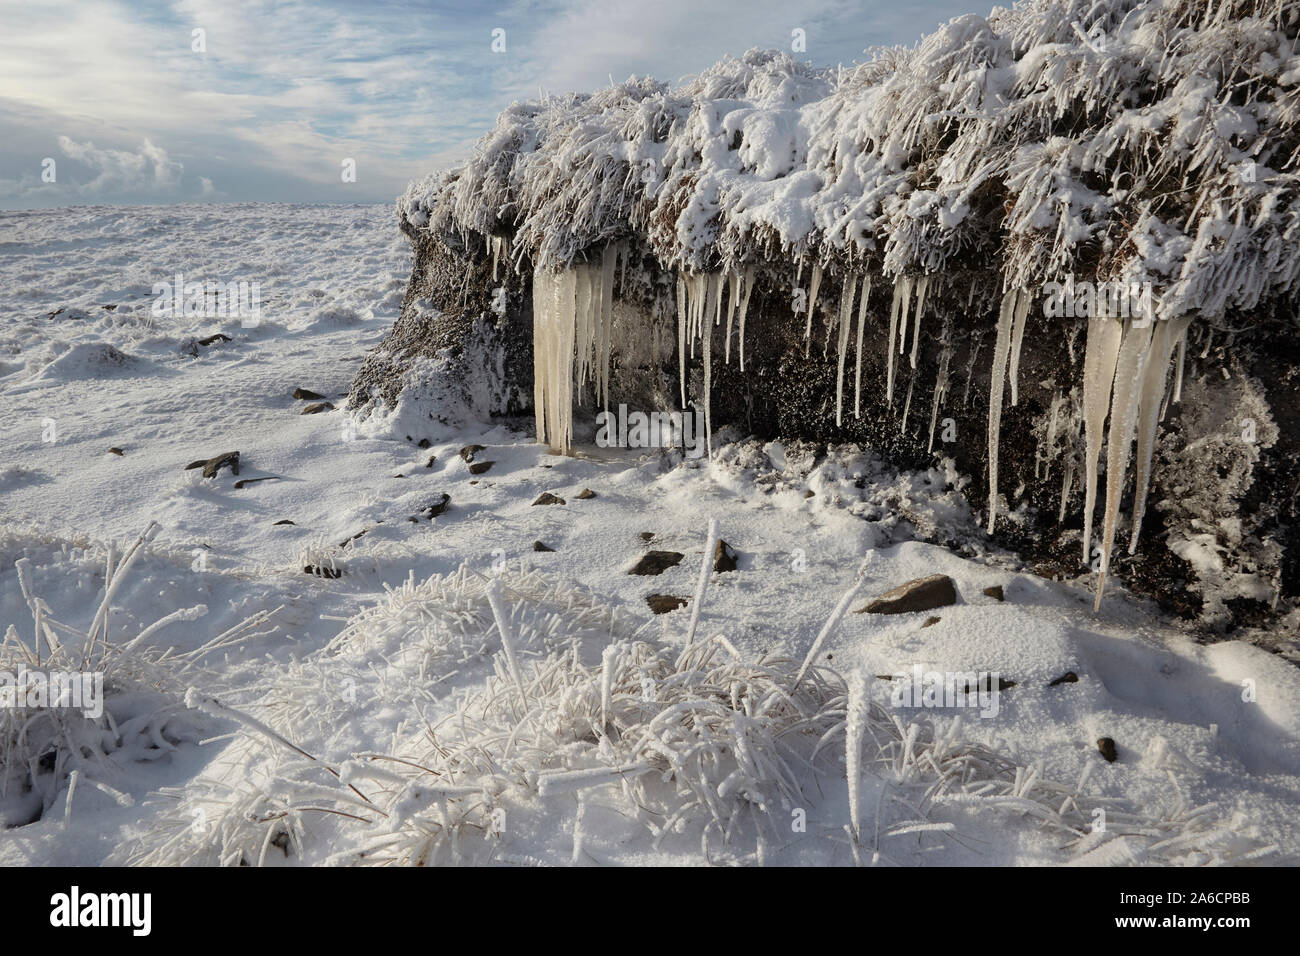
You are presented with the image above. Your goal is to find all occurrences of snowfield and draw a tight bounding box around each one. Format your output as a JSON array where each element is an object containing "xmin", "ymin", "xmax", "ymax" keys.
[{"xmin": 1, "ymin": 203, "xmax": 1298, "ymax": 866}]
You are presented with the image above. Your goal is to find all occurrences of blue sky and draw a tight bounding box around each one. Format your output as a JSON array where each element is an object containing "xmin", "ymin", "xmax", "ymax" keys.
[{"xmin": 0, "ymin": 0, "xmax": 985, "ymax": 209}]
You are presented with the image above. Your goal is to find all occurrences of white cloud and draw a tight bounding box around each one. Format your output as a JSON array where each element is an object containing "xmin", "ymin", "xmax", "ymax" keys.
[{"xmin": 56, "ymin": 136, "xmax": 185, "ymax": 195}]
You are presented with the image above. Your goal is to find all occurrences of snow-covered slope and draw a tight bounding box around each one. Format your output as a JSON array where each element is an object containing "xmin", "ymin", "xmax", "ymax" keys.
[{"xmin": 2, "ymin": 204, "xmax": 1298, "ymax": 865}]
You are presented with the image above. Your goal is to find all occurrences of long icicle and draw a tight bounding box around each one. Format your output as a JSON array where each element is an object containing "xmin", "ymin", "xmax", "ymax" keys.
[
  {"xmin": 835, "ymin": 275, "xmax": 856, "ymax": 427},
  {"xmin": 853, "ymin": 275, "xmax": 871, "ymax": 417},
  {"xmin": 1128, "ymin": 316, "xmax": 1191, "ymax": 554},
  {"xmin": 1081, "ymin": 314, "xmax": 1124, "ymax": 565},
  {"xmin": 677, "ymin": 274, "xmax": 688, "ymax": 408},
  {"xmin": 737, "ymin": 267, "xmax": 754, "ymax": 372},
  {"xmin": 1094, "ymin": 320, "xmax": 1154, "ymax": 611},
  {"xmin": 803, "ymin": 263, "xmax": 822, "ymax": 358},
  {"xmin": 1007, "ymin": 287, "xmax": 1031, "ymax": 405},
  {"xmin": 986, "ymin": 288, "xmax": 1018, "ymax": 534},
  {"xmin": 909, "ymin": 275, "xmax": 929, "ymax": 369}
]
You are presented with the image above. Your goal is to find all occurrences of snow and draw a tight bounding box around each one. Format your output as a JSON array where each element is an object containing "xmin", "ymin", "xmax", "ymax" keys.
[{"xmin": 3, "ymin": 205, "xmax": 1299, "ymax": 866}]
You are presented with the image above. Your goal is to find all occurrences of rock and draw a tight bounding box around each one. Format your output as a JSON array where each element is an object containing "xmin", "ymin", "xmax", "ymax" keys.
[
  {"xmin": 410, "ymin": 493, "xmax": 451, "ymax": 522},
  {"xmin": 292, "ymin": 388, "xmax": 326, "ymax": 400},
  {"xmin": 300, "ymin": 402, "xmax": 335, "ymax": 414},
  {"xmin": 303, "ymin": 565, "xmax": 342, "ymax": 579},
  {"xmin": 639, "ymin": 532, "xmax": 655, "ymax": 541},
  {"xmin": 468, "ymin": 460, "xmax": 494, "ymax": 475},
  {"xmin": 1049, "ymin": 671, "xmax": 1079, "ymax": 687},
  {"xmin": 983, "ymin": 584, "xmax": 1005, "ymax": 601},
  {"xmin": 425, "ymin": 454, "xmax": 437, "ymax": 469},
  {"xmin": 856, "ymin": 574, "xmax": 957, "ymax": 614},
  {"xmin": 713, "ymin": 539, "xmax": 738, "ymax": 573},
  {"xmin": 629, "ymin": 550, "xmax": 684, "ymax": 576},
  {"xmin": 273, "ymin": 519, "xmax": 295, "ymax": 526},
  {"xmin": 417, "ymin": 438, "xmax": 431, "ymax": 448},
  {"xmin": 196, "ymin": 451, "xmax": 240, "ymax": 478},
  {"xmin": 922, "ymin": 616, "xmax": 941, "ymax": 628},
  {"xmin": 101, "ymin": 304, "xmax": 117, "ymax": 312},
  {"xmin": 804, "ymin": 490, "xmax": 815, "ymax": 498},
  {"xmin": 393, "ymin": 473, "xmax": 405, "ymax": 479},
  {"xmin": 107, "ymin": 447, "xmax": 124, "ymax": 456},
  {"xmin": 459, "ymin": 444, "xmax": 485, "ymax": 462},
  {"xmin": 575, "ymin": 488, "xmax": 596, "ymax": 499},
  {"xmin": 198, "ymin": 333, "xmax": 231, "ymax": 346},
  {"xmin": 533, "ymin": 492, "xmax": 565, "ymax": 506},
  {"xmin": 646, "ymin": 594, "xmax": 688, "ymax": 614},
  {"xmin": 533, "ymin": 541, "xmax": 555, "ymax": 552},
  {"xmin": 1097, "ymin": 737, "xmax": 1118, "ymax": 763}
]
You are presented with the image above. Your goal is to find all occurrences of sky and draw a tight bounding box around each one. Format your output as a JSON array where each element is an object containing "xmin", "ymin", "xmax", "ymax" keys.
[{"xmin": 0, "ymin": 0, "xmax": 985, "ymax": 210}]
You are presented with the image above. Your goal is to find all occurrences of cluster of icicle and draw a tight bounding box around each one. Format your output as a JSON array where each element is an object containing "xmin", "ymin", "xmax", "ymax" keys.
[
  {"xmin": 532, "ymin": 245, "xmax": 623, "ymax": 455},
  {"xmin": 985, "ymin": 287, "xmax": 1192, "ymax": 610},
  {"xmin": 673, "ymin": 270, "xmax": 756, "ymax": 457}
]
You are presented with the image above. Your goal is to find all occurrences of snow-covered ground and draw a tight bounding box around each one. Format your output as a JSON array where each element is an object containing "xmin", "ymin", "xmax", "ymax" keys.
[{"xmin": 2, "ymin": 204, "xmax": 1298, "ymax": 866}]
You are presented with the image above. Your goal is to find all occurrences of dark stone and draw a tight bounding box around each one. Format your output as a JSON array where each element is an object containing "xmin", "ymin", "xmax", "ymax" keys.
[
  {"xmin": 459, "ymin": 444, "xmax": 485, "ymax": 462},
  {"xmin": 1097, "ymin": 737, "xmax": 1118, "ymax": 763},
  {"xmin": 417, "ymin": 438, "xmax": 431, "ymax": 448},
  {"xmin": 198, "ymin": 334, "xmax": 231, "ymax": 346},
  {"xmin": 468, "ymin": 460, "xmax": 494, "ymax": 475},
  {"xmin": 201, "ymin": 451, "xmax": 240, "ymax": 478},
  {"xmin": 425, "ymin": 454, "xmax": 437, "ymax": 469},
  {"xmin": 340, "ymin": 529, "xmax": 367, "ymax": 547},
  {"xmin": 856, "ymin": 574, "xmax": 957, "ymax": 614},
  {"xmin": 922, "ymin": 615, "xmax": 941, "ymax": 628},
  {"xmin": 1049, "ymin": 671, "xmax": 1079, "ymax": 687},
  {"xmin": 629, "ymin": 550, "xmax": 684, "ymax": 576},
  {"xmin": 713, "ymin": 539, "xmax": 738, "ymax": 573},
  {"xmin": 639, "ymin": 532, "xmax": 655, "ymax": 541},
  {"xmin": 292, "ymin": 387, "xmax": 326, "ymax": 400},
  {"xmin": 647, "ymin": 594, "xmax": 688, "ymax": 614},
  {"xmin": 300, "ymin": 402, "xmax": 335, "ymax": 414},
  {"xmin": 273, "ymin": 519, "xmax": 295, "ymax": 526},
  {"xmin": 101, "ymin": 304, "xmax": 117, "ymax": 312},
  {"xmin": 304, "ymin": 565, "xmax": 342, "ymax": 579},
  {"xmin": 983, "ymin": 584, "xmax": 1005, "ymax": 601},
  {"xmin": 411, "ymin": 493, "xmax": 451, "ymax": 522},
  {"xmin": 533, "ymin": 492, "xmax": 565, "ymax": 506},
  {"xmin": 804, "ymin": 490, "xmax": 815, "ymax": 498},
  {"xmin": 107, "ymin": 447, "xmax": 124, "ymax": 456},
  {"xmin": 575, "ymin": 488, "xmax": 596, "ymax": 499},
  {"xmin": 533, "ymin": 540, "xmax": 555, "ymax": 552}
]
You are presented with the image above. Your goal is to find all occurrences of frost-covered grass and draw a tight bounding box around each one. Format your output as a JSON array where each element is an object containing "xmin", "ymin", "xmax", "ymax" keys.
[
  {"xmin": 0, "ymin": 524, "xmax": 253, "ymax": 829},
  {"xmin": 112, "ymin": 542, "xmax": 1280, "ymax": 867}
]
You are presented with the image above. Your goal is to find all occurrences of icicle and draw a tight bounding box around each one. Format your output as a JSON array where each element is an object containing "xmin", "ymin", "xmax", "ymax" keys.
[
  {"xmin": 896, "ymin": 276, "xmax": 913, "ymax": 358},
  {"xmin": 701, "ymin": 281, "xmax": 716, "ymax": 458},
  {"xmin": 737, "ymin": 267, "xmax": 754, "ymax": 372},
  {"xmin": 1058, "ymin": 463, "xmax": 1074, "ymax": 524},
  {"xmin": 853, "ymin": 275, "xmax": 871, "ymax": 417},
  {"xmin": 985, "ymin": 289, "xmax": 1018, "ymax": 534},
  {"xmin": 909, "ymin": 275, "xmax": 930, "ymax": 369},
  {"xmin": 885, "ymin": 277, "xmax": 913, "ymax": 404},
  {"xmin": 834, "ymin": 276, "xmax": 856, "ymax": 427},
  {"xmin": 1007, "ymin": 288, "xmax": 1031, "ymax": 405},
  {"xmin": 1128, "ymin": 316, "xmax": 1191, "ymax": 554},
  {"xmin": 1172, "ymin": 328, "xmax": 1187, "ymax": 404},
  {"xmin": 532, "ymin": 266, "xmax": 579, "ymax": 455},
  {"xmin": 490, "ymin": 237, "xmax": 500, "ymax": 281},
  {"xmin": 1094, "ymin": 321, "xmax": 1154, "ymax": 611},
  {"xmin": 926, "ymin": 321, "xmax": 952, "ymax": 454},
  {"xmin": 803, "ymin": 263, "xmax": 822, "ymax": 358},
  {"xmin": 724, "ymin": 271, "xmax": 739, "ymax": 363},
  {"xmin": 597, "ymin": 245, "xmax": 617, "ymax": 409},
  {"xmin": 677, "ymin": 274, "xmax": 688, "ymax": 408},
  {"xmin": 1080, "ymin": 314, "xmax": 1123, "ymax": 565},
  {"xmin": 900, "ymin": 367, "xmax": 915, "ymax": 434}
]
